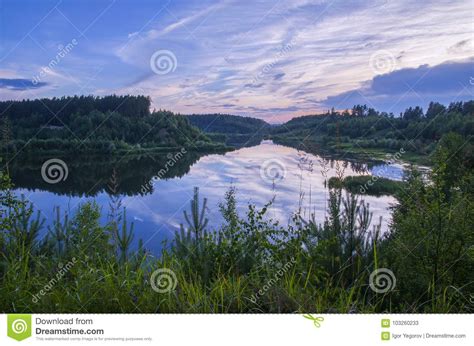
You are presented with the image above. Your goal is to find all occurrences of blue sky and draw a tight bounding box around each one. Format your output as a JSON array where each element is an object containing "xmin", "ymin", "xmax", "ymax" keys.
[{"xmin": 0, "ymin": 0, "xmax": 472, "ymax": 122}]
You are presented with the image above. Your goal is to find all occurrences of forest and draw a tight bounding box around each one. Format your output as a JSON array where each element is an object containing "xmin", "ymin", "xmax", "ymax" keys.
[
  {"xmin": 2, "ymin": 96, "xmax": 472, "ymax": 163},
  {"xmin": 186, "ymin": 113, "xmax": 271, "ymax": 147},
  {"xmin": 0, "ymin": 95, "xmax": 219, "ymax": 154},
  {"xmin": 186, "ymin": 113, "xmax": 270, "ymax": 134},
  {"xmin": 272, "ymin": 101, "xmax": 474, "ymax": 165}
]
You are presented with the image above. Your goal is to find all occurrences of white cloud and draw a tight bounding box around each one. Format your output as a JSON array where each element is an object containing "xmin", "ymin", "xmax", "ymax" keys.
[{"xmin": 108, "ymin": 0, "xmax": 474, "ymax": 121}]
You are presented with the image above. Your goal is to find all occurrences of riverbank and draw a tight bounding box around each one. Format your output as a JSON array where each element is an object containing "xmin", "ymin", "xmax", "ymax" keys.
[
  {"xmin": 272, "ymin": 137, "xmax": 431, "ymax": 166},
  {"xmin": 328, "ymin": 175, "xmax": 405, "ymax": 197},
  {"xmin": 0, "ymin": 142, "xmax": 232, "ymax": 160}
]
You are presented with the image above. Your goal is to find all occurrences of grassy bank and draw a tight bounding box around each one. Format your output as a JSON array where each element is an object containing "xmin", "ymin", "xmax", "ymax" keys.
[
  {"xmin": 1, "ymin": 142, "xmax": 231, "ymax": 158},
  {"xmin": 272, "ymin": 137, "xmax": 430, "ymax": 166},
  {"xmin": 0, "ymin": 133, "xmax": 472, "ymax": 313},
  {"xmin": 334, "ymin": 144, "xmax": 431, "ymax": 166},
  {"xmin": 0, "ymin": 182, "xmax": 471, "ymax": 313},
  {"xmin": 328, "ymin": 176, "xmax": 405, "ymax": 197}
]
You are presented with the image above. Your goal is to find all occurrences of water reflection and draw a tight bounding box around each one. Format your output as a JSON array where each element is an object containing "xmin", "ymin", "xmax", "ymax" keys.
[
  {"xmin": 11, "ymin": 141, "xmax": 400, "ymax": 254},
  {"xmin": 8, "ymin": 150, "xmax": 208, "ymax": 196}
]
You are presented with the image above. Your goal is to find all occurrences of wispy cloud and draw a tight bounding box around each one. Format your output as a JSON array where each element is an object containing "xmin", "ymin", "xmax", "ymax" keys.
[
  {"xmin": 1, "ymin": 0, "xmax": 472, "ymax": 121},
  {"xmin": 0, "ymin": 78, "xmax": 48, "ymax": 90}
]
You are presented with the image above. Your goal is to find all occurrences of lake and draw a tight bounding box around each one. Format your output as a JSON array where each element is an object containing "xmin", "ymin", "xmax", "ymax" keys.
[{"xmin": 9, "ymin": 140, "xmax": 400, "ymax": 254}]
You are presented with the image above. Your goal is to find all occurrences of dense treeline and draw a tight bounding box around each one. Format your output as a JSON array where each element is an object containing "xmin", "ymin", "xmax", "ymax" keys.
[
  {"xmin": 186, "ymin": 114, "xmax": 271, "ymax": 147},
  {"xmin": 1, "ymin": 96, "xmax": 472, "ymax": 159},
  {"xmin": 272, "ymin": 101, "xmax": 474, "ymax": 162},
  {"xmin": 0, "ymin": 95, "xmax": 151, "ymax": 122},
  {"xmin": 0, "ymin": 95, "xmax": 215, "ymax": 153},
  {"xmin": 186, "ymin": 114, "xmax": 270, "ymax": 134},
  {"xmin": 0, "ymin": 133, "xmax": 472, "ymax": 312}
]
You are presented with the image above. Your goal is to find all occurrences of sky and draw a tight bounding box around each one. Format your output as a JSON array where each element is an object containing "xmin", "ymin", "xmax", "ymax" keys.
[{"xmin": 0, "ymin": 0, "xmax": 473, "ymax": 123}]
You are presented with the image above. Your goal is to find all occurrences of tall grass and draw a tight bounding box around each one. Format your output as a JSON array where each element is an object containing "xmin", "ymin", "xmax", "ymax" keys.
[{"xmin": 0, "ymin": 155, "xmax": 472, "ymax": 313}]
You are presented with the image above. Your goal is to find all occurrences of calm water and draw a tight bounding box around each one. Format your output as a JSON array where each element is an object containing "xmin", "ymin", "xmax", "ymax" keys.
[{"xmin": 10, "ymin": 141, "xmax": 400, "ymax": 254}]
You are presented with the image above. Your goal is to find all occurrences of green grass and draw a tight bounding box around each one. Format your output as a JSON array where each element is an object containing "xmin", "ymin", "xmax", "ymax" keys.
[
  {"xmin": 1, "ymin": 143, "xmax": 231, "ymax": 157},
  {"xmin": 1, "ymin": 134, "xmax": 473, "ymax": 313},
  {"xmin": 328, "ymin": 176, "xmax": 405, "ymax": 196},
  {"xmin": 336, "ymin": 145, "xmax": 431, "ymax": 166},
  {"xmin": 272, "ymin": 136, "xmax": 431, "ymax": 166},
  {"xmin": 0, "ymin": 183, "xmax": 471, "ymax": 313}
]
